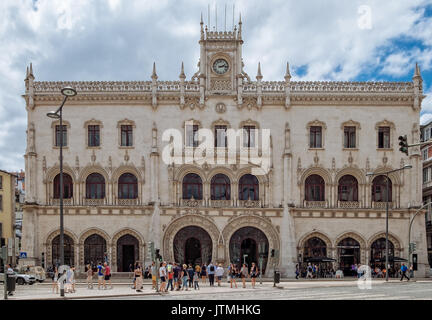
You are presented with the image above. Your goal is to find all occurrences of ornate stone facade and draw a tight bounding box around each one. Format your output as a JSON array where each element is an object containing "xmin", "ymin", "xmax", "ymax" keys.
[{"xmin": 20, "ymin": 17, "xmax": 430, "ymax": 277}]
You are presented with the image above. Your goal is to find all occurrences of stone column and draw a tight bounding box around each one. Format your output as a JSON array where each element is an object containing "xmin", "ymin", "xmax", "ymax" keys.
[{"xmin": 19, "ymin": 205, "xmax": 39, "ymax": 267}]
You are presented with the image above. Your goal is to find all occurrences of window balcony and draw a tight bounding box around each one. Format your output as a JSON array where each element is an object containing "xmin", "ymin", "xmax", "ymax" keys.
[
  {"xmin": 337, "ymin": 200, "xmax": 361, "ymax": 209},
  {"xmin": 372, "ymin": 201, "xmax": 394, "ymax": 209},
  {"xmin": 303, "ymin": 200, "xmax": 327, "ymax": 208},
  {"xmin": 116, "ymin": 198, "xmax": 140, "ymax": 206},
  {"xmin": 84, "ymin": 198, "xmax": 106, "ymax": 206},
  {"xmin": 51, "ymin": 198, "xmax": 74, "ymax": 206},
  {"xmin": 238, "ymin": 199, "xmax": 261, "ymax": 208},
  {"xmin": 181, "ymin": 198, "xmax": 204, "ymax": 207},
  {"xmin": 209, "ymin": 199, "xmax": 233, "ymax": 208}
]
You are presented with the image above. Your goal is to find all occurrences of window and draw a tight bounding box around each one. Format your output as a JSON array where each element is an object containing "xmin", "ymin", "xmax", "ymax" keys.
[
  {"xmin": 186, "ymin": 125, "xmax": 199, "ymax": 147},
  {"xmin": 309, "ymin": 126, "xmax": 322, "ymax": 148},
  {"xmin": 215, "ymin": 125, "xmax": 227, "ymax": 147},
  {"xmin": 0, "ymin": 195, "xmax": 2, "ymax": 211},
  {"xmin": 305, "ymin": 174, "xmax": 325, "ymax": 201},
  {"xmin": 303, "ymin": 237, "xmax": 327, "ymax": 260},
  {"xmin": 210, "ymin": 174, "xmax": 231, "ymax": 200},
  {"xmin": 0, "ymin": 176, "xmax": 2, "ymax": 189},
  {"xmin": 238, "ymin": 174, "xmax": 259, "ymax": 200},
  {"xmin": 378, "ymin": 127, "xmax": 390, "ymax": 149},
  {"xmin": 88, "ymin": 125, "xmax": 100, "ymax": 147},
  {"xmin": 118, "ymin": 173, "xmax": 138, "ymax": 199},
  {"xmin": 121, "ymin": 125, "xmax": 133, "ymax": 147},
  {"xmin": 423, "ymin": 148, "xmax": 428, "ymax": 160},
  {"xmin": 243, "ymin": 126, "xmax": 256, "ymax": 148},
  {"xmin": 55, "ymin": 125, "xmax": 67, "ymax": 147},
  {"xmin": 182, "ymin": 173, "xmax": 203, "ymax": 200},
  {"xmin": 338, "ymin": 175, "xmax": 358, "ymax": 201},
  {"xmin": 85, "ymin": 173, "xmax": 105, "ymax": 199},
  {"xmin": 53, "ymin": 173, "xmax": 73, "ymax": 199},
  {"xmin": 372, "ymin": 175, "xmax": 392, "ymax": 202},
  {"xmin": 344, "ymin": 126, "xmax": 356, "ymax": 148},
  {"xmin": 424, "ymin": 168, "xmax": 429, "ymax": 183}
]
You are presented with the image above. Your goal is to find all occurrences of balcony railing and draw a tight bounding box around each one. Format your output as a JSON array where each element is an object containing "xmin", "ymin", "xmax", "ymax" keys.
[
  {"xmin": 181, "ymin": 198, "xmax": 204, "ymax": 207},
  {"xmin": 209, "ymin": 200, "xmax": 233, "ymax": 208},
  {"xmin": 51, "ymin": 198, "xmax": 73, "ymax": 206},
  {"xmin": 84, "ymin": 198, "xmax": 105, "ymax": 206},
  {"xmin": 303, "ymin": 200, "xmax": 327, "ymax": 208},
  {"xmin": 372, "ymin": 201, "xmax": 394, "ymax": 209},
  {"xmin": 238, "ymin": 199, "xmax": 261, "ymax": 208},
  {"xmin": 117, "ymin": 198, "xmax": 139, "ymax": 206},
  {"xmin": 338, "ymin": 201, "xmax": 360, "ymax": 209}
]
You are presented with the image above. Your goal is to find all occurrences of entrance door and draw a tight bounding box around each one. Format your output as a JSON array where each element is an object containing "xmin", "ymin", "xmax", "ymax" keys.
[
  {"xmin": 173, "ymin": 226, "xmax": 212, "ymax": 265},
  {"xmin": 122, "ymin": 245, "xmax": 135, "ymax": 272},
  {"xmin": 337, "ymin": 237, "xmax": 360, "ymax": 276},
  {"xmin": 185, "ymin": 237, "xmax": 202, "ymax": 266},
  {"xmin": 116, "ymin": 234, "xmax": 139, "ymax": 272}
]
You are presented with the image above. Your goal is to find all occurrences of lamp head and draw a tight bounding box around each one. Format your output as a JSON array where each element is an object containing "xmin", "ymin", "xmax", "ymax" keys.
[
  {"xmin": 46, "ymin": 111, "xmax": 60, "ymax": 119},
  {"xmin": 403, "ymin": 165, "xmax": 413, "ymax": 169},
  {"xmin": 366, "ymin": 172, "xmax": 375, "ymax": 177},
  {"xmin": 61, "ymin": 87, "xmax": 77, "ymax": 97}
]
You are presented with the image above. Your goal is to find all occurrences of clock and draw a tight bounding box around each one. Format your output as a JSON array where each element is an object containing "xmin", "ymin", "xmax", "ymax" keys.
[{"xmin": 212, "ymin": 59, "xmax": 229, "ymax": 75}]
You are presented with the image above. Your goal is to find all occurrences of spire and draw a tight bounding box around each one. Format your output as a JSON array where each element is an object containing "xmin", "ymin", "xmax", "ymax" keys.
[
  {"xmin": 26, "ymin": 66, "xmax": 29, "ymax": 79},
  {"xmin": 151, "ymin": 62, "xmax": 158, "ymax": 80},
  {"xmin": 179, "ymin": 61, "xmax": 186, "ymax": 79},
  {"xmin": 413, "ymin": 62, "xmax": 421, "ymax": 78},
  {"xmin": 28, "ymin": 62, "xmax": 34, "ymax": 79},
  {"xmin": 238, "ymin": 13, "xmax": 242, "ymax": 39},
  {"xmin": 284, "ymin": 62, "xmax": 291, "ymax": 81},
  {"xmin": 200, "ymin": 12, "xmax": 204, "ymax": 40},
  {"xmin": 256, "ymin": 62, "xmax": 263, "ymax": 80}
]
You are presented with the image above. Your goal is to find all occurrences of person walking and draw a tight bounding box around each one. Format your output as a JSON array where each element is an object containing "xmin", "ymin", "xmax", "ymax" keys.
[
  {"xmin": 159, "ymin": 262, "xmax": 168, "ymax": 293},
  {"xmin": 173, "ymin": 263, "xmax": 181, "ymax": 290},
  {"xmin": 193, "ymin": 271, "xmax": 200, "ymax": 290},
  {"xmin": 215, "ymin": 264, "xmax": 224, "ymax": 287},
  {"xmin": 207, "ymin": 262, "xmax": 216, "ymax": 286},
  {"xmin": 70, "ymin": 266, "xmax": 76, "ymax": 293},
  {"xmin": 151, "ymin": 261, "xmax": 157, "ymax": 290},
  {"xmin": 400, "ymin": 263, "xmax": 410, "ymax": 281},
  {"xmin": 181, "ymin": 264, "xmax": 189, "ymax": 291},
  {"xmin": 229, "ymin": 264, "xmax": 238, "ymax": 288},
  {"xmin": 306, "ymin": 263, "xmax": 313, "ymax": 279},
  {"xmin": 295, "ymin": 264, "xmax": 300, "ymax": 279},
  {"xmin": 167, "ymin": 262, "xmax": 174, "ymax": 291},
  {"xmin": 97, "ymin": 262, "xmax": 104, "ymax": 290},
  {"xmin": 6, "ymin": 264, "xmax": 15, "ymax": 296},
  {"xmin": 250, "ymin": 262, "xmax": 259, "ymax": 288},
  {"xmin": 86, "ymin": 264, "xmax": 93, "ymax": 289},
  {"xmin": 200, "ymin": 263, "xmax": 207, "ymax": 284},
  {"xmin": 135, "ymin": 264, "xmax": 143, "ymax": 292},
  {"xmin": 240, "ymin": 264, "xmax": 249, "ymax": 288}
]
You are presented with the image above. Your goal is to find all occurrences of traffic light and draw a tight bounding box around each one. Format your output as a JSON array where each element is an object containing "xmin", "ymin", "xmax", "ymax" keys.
[{"xmin": 398, "ymin": 135, "xmax": 409, "ymax": 156}]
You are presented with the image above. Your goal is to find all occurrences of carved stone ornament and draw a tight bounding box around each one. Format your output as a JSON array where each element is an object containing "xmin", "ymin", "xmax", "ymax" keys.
[
  {"xmin": 313, "ymin": 151, "xmax": 319, "ymax": 165},
  {"xmin": 215, "ymin": 102, "xmax": 226, "ymax": 113},
  {"xmin": 91, "ymin": 149, "xmax": 96, "ymax": 163},
  {"xmin": 182, "ymin": 96, "xmax": 202, "ymax": 110},
  {"xmin": 348, "ymin": 152, "xmax": 353, "ymax": 165},
  {"xmin": 382, "ymin": 152, "xmax": 388, "ymax": 165},
  {"xmin": 240, "ymin": 96, "xmax": 258, "ymax": 110}
]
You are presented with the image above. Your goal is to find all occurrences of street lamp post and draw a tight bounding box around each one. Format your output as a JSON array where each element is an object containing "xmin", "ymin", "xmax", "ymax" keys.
[
  {"xmin": 366, "ymin": 164, "xmax": 412, "ymax": 282},
  {"xmin": 408, "ymin": 201, "xmax": 431, "ymax": 274},
  {"xmin": 47, "ymin": 87, "xmax": 77, "ymax": 269}
]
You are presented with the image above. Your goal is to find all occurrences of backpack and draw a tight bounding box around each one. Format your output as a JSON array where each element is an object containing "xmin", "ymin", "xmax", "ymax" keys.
[{"xmin": 210, "ymin": 265, "xmax": 215, "ymax": 272}]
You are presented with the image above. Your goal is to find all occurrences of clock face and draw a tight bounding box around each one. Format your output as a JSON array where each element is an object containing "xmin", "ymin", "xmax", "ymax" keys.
[{"xmin": 213, "ymin": 59, "xmax": 229, "ymax": 75}]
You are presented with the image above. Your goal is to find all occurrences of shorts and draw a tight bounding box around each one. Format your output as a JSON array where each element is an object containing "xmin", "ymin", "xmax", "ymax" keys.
[
  {"xmin": 217, "ymin": 276, "xmax": 222, "ymax": 281},
  {"xmin": 152, "ymin": 275, "xmax": 156, "ymax": 281},
  {"xmin": 98, "ymin": 275, "xmax": 104, "ymax": 281},
  {"xmin": 104, "ymin": 275, "xmax": 111, "ymax": 280},
  {"xmin": 160, "ymin": 276, "xmax": 166, "ymax": 282}
]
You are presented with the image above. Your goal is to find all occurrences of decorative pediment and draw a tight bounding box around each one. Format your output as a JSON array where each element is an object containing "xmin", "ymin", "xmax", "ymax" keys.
[
  {"xmin": 239, "ymin": 118, "xmax": 260, "ymax": 129},
  {"xmin": 117, "ymin": 118, "xmax": 136, "ymax": 128},
  {"xmin": 375, "ymin": 119, "xmax": 395, "ymax": 130},
  {"xmin": 340, "ymin": 119, "xmax": 361, "ymax": 130},
  {"xmin": 83, "ymin": 118, "xmax": 103, "ymax": 128},
  {"xmin": 211, "ymin": 118, "xmax": 231, "ymax": 129},
  {"xmin": 306, "ymin": 119, "xmax": 327, "ymax": 129}
]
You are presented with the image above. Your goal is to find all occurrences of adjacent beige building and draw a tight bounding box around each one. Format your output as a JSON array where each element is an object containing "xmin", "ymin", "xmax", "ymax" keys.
[{"xmin": 20, "ymin": 17, "xmax": 430, "ymax": 276}]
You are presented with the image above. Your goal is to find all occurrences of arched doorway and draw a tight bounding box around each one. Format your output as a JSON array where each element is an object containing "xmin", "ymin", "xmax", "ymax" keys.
[
  {"xmin": 173, "ymin": 226, "xmax": 212, "ymax": 265},
  {"xmin": 52, "ymin": 234, "xmax": 75, "ymax": 266},
  {"xmin": 84, "ymin": 234, "xmax": 107, "ymax": 267},
  {"xmin": 117, "ymin": 234, "xmax": 139, "ymax": 272},
  {"xmin": 370, "ymin": 237, "xmax": 395, "ymax": 268},
  {"xmin": 337, "ymin": 237, "xmax": 360, "ymax": 276},
  {"xmin": 229, "ymin": 227, "xmax": 269, "ymax": 274}
]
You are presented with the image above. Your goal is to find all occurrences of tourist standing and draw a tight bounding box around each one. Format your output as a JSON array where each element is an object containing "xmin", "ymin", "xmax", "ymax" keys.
[
  {"xmin": 103, "ymin": 262, "xmax": 112, "ymax": 289},
  {"xmin": 200, "ymin": 263, "xmax": 207, "ymax": 283},
  {"xmin": 207, "ymin": 262, "xmax": 216, "ymax": 286},
  {"xmin": 187, "ymin": 264, "xmax": 194, "ymax": 288},
  {"xmin": 193, "ymin": 271, "xmax": 200, "ymax": 290},
  {"xmin": 174, "ymin": 263, "xmax": 181, "ymax": 290},
  {"xmin": 97, "ymin": 262, "xmax": 104, "ymax": 289},
  {"xmin": 250, "ymin": 262, "xmax": 258, "ymax": 288},
  {"xmin": 135, "ymin": 264, "xmax": 143, "ymax": 292},
  {"xmin": 52, "ymin": 266, "xmax": 59, "ymax": 293},
  {"xmin": 159, "ymin": 262, "xmax": 168, "ymax": 293},
  {"xmin": 229, "ymin": 264, "xmax": 238, "ymax": 288},
  {"xmin": 215, "ymin": 264, "xmax": 224, "ymax": 287},
  {"xmin": 295, "ymin": 264, "xmax": 300, "ymax": 279},
  {"xmin": 240, "ymin": 264, "xmax": 249, "ymax": 288},
  {"xmin": 181, "ymin": 264, "xmax": 189, "ymax": 291},
  {"xmin": 167, "ymin": 262, "xmax": 174, "ymax": 291},
  {"xmin": 86, "ymin": 264, "xmax": 93, "ymax": 289},
  {"xmin": 151, "ymin": 261, "xmax": 157, "ymax": 290},
  {"xmin": 306, "ymin": 263, "xmax": 313, "ymax": 279}
]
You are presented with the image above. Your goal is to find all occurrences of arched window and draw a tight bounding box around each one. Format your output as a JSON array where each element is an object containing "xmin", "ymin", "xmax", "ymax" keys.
[
  {"xmin": 370, "ymin": 238, "xmax": 395, "ymax": 267},
  {"xmin": 86, "ymin": 173, "xmax": 105, "ymax": 199},
  {"xmin": 238, "ymin": 174, "xmax": 259, "ymax": 200},
  {"xmin": 52, "ymin": 234, "xmax": 74, "ymax": 266},
  {"xmin": 210, "ymin": 174, "xmax": 231, "ymax": 200},
  {"xmin": 182, "ymin": 173, "xmax": 203, "ymax": 200},
  {"xmin": 53, "ymin": 173, "xmax": 73, "ymax": 199},
  {"xmin": 118, "ymin": 173, "xmax": 138, "ymax": 199},
  {"xmin": 305, "ymin": 174, "xmax": 325, "ymax": 201},
  {"xmin": 303, "ymin": 237, "xmax": 327, "ymax": 260},
  {"xmin": 338, "ymin": 175, "xmax": 358, "ymax": 201},
  {"xmin": 84, "ymin": 234, "xmax": 107, "ymax": 266},
  {"xmin": 372, "ymin": 175, "xmax": 392, "ymax": 202}
]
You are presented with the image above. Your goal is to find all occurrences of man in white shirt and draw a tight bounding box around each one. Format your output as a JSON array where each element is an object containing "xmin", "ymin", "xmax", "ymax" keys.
[
  {"xmin": 159, "ymin": 262, "xmax": 168, "ymax": 293},
  {"xmin": 215, "ymin": 264, "xmax": 224, "ymax": 286}
]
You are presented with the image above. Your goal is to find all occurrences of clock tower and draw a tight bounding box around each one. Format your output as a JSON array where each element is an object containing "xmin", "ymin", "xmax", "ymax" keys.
[{"xmin": 198, "ymin": 14, "xmax": 245, "ymax": 100}]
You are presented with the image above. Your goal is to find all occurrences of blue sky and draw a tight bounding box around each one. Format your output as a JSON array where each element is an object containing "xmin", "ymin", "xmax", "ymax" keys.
[{"xmin": 0, "ymin": 0, "xmax": 431, "ymax": 171}]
